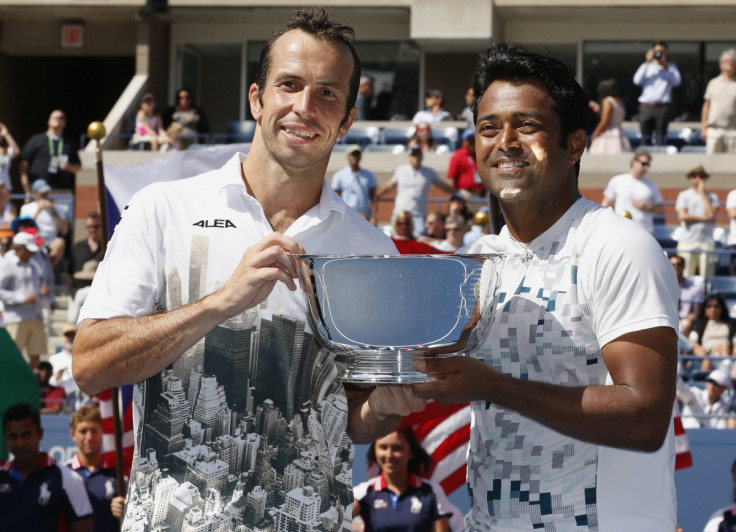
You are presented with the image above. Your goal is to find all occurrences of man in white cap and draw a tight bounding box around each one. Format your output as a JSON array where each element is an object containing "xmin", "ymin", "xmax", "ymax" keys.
[
  {"xmin": 676, "ymin": 368, "xmax": 734, "ymax": 429},
  {"xmin": 19, "ymin": 178, "xmax": 70, "ymax": 268},
  {"xmin": 0, "ymin": 232, "xmax": 47, "ymax": 368},
  {"xmin": 331, "ymin": 144, "xmax": 378, "ymax": 222}
]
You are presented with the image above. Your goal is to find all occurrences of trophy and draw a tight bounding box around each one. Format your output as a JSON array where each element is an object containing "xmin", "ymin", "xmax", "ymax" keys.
[{"xmin": 293, "ymin": 254, "xmax": 504, "ymax": 384}]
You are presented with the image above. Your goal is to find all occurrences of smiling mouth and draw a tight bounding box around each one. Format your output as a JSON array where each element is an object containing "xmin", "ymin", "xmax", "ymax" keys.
[
  {"xmin": 494, "ymin": 160, "xmax": 528, "ymax": 169},
  {"xmin": 283, "ymin": 127, "xmax": 316, "ymax": 139}
]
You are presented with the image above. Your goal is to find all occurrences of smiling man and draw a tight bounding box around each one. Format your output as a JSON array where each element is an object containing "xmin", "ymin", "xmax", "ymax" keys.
[
  {"xmin": 413, "ymin": 43, "xmax": 680, "ymax": 531},
  {"xmin": 73, "ymin": 8, "xmax": 419, "ymax": 531}
]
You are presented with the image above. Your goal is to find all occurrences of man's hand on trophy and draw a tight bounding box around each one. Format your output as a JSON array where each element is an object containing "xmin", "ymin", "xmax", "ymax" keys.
[
  {"xmin": 367, "ymin": 385, "xmax": 427, "ymax": 421},
  {"xmin": 213, "ymin": 233, "xmax": 305, "ymax": 318},
  {"xmin": 412, "ymin": 356, "xmax": 492, "ymax": 406}
]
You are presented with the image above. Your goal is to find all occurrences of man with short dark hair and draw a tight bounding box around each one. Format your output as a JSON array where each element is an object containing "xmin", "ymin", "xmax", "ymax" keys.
[
  {"xmin": 0, "ymin": 403, "xmax": 92, "ymax": 531},
  {"xmin": 74, "ymin": 8, "xmax": 420, "ymax": 530},
  {"xmin": 633, "ymin": 40, "xmax": 682, "ymax": 145},
  {"xmin": 412, "ymin": 89, "xmax": 452, "ymax": 124},
  {"xmin": 414, "ymin": 42, "xmax": 679, "ymax": 530},
  {"xmin": 67, "ymin": 404, "xmax": 125, "ymax": 531},
  {"xmin": 19, "ymin": 109, "xmax": 81, "ymax": 195}
]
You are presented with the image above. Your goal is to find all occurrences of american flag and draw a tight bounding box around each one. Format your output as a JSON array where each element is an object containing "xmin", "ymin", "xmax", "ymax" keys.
[{"xmin": 98, "ymin": 385, "xmax": 135, "ymax": 478}]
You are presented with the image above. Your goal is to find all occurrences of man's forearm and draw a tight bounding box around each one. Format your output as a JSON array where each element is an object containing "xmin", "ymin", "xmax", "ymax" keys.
[{"xmin": 74, "ymin": 292, "xmax": 230, "ymax": 394}]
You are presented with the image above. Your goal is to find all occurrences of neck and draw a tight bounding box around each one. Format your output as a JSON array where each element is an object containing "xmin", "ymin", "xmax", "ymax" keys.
[
  {"xmin": 241, "ymin": 135, "xmax": 326, "ymax": 233},
  {"xmin": 77, "ymin": 451, "xmax": 102, "ymax": 471},
  {"xmin": 47, "ymin": 128, "xmax": 62, "ymax": 137},
  {"xmin": 383, "ymin": 470, "xmax": 409, "ymax": 495},
  {"xmin": 15, "ymin": 451, "xmax": 44, "ymax": 479},
  {"xmin": 500, "ymin": 185, "xmax": 579, "ymax": 244}
]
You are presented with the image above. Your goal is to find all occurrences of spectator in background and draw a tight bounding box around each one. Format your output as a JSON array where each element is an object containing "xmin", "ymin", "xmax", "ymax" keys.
[
  {"xmin": 633, "ymin": 41, "xmax": 681, "ymax": 145},
  {"xmin": 49, "ymin": 324, "xmax": 80, "ymax": 399},
  {"xmin": 0, "ymin": 122, "xmax": 20, "ymax": 191},
  {"xmin": 377, "ymin": 144, "xmax": 456, "ymax": 235},
  {"xmin": 353, "ymin": 428, "xmax": 453, "ymax": 532},
  {"xmin": 670, "ymin": 253, "xmax": 704, "ymax": 338},
  {"xmin": 331, "ymin": 145, "xmax": 378, "ymax": 222},
  {"xmin": 411, "ymin": 122, "xmax": 437, "ymax": 153},
  {"xmin": 676, "ymin": 369, "xmax": 734, "ymax": 429},
  {"xmin": 447, "ymin": 128, "xmax": 484, "ymax": 198},
  {"xmin": 434, "ymin": 215, "xmax": 467, "ymax": 252},
  {"xmin": 458, "ymin": 86, "xmax": 475, "ymax": 125},
  {"xmin": 689, "ymin": 294, "xmax": 736, "ymax": 374},
  {"xmin": 19, "ymin": 179, "xmax": 70, "ymax": 268},
  {"xmin": 68, "ymin": 212, "xmax": 104, "ymax": 323},
  {"xmin": 355, "ymin": 75, "xmax": 375, "ymax": 121},
  {"xmin": 0, "ymin": 232, "xmax": 47, "ymax": 369},
  {"xmin": 0, "ymin": 234, "xmax": 11, "ymax": 256},
  {"xmin": 412, "ymin": 89, "xmax": 452, "ymax": 124},
  {"xmin": 0, "ymin": 183, "xmax": 17, "ymax": 232},
  {"xmin": 728, "ymin": 187, "xmax": 736, "ymax": 276},
  {"xmin": 588, "ymin": 78, "xmax": 631, "ymax": 154},
  {"xmin": 446, "ymin": 193, "xmax": 472, "ymax": 226},
  {"xmin": 0, "ymin": 403, "xmax": 93, "ymax": 531},
  {"xmin": 676, "ymin": 163, "xmax": 720, "ymax": 278},
  {"xmin": 129, "ymin": 92, "xmax": 171, "ymax": 152},
  {"xmin": 66, "ymin": 405, "xmax": 126, "ymax": 531},
  {"xmin": 162, "ymin": 87, "xmax": 209, "ymax": 148},
  {"xmin": 601, "ymin": 151, "xmax": 664, "ymax": 234},
  {"xmin": 701, "ymin": 49, "xmax": 736, "ymax": 154},
  {"xmin": 35, "ymin": 361, "xmax": 65, "ymax": 414},
  {"xmin": 389, "ymin": 211, "xmax": 445, "ymax": 254},
  {"xmin": 417, "ymin": 210, "xmax": 446, "ymax": 247},
  {"xmin": 703, "ymin": 458, "xmax": 736, "ymax": 531},
  {"xmin": 19, "ymin": 109, "xmax": 81, "ymax": 195}
]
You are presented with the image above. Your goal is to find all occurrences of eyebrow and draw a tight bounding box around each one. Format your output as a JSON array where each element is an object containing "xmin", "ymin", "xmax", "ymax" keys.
[
  {"xmin": 477, "ymin": 110, "xmax": 547, "ymax": 123},
  {"xmin": 273, "ymin": 70, "xmax": 346, "ymax": 91}
]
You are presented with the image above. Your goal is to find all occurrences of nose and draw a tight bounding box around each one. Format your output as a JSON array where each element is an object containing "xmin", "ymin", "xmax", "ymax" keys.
[
  {"xmin": 293, "ymin": 88, "xmax": 317, "ymax": 118},
  {"xmin": 496, "ymin": 123, "xmax": 521, "ymax": 153}
]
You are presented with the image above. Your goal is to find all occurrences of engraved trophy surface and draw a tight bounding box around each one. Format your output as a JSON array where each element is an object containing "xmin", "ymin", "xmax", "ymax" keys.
[{"xmin": 293, "ymin": 254, "xmax": 503, "ymax": 383}]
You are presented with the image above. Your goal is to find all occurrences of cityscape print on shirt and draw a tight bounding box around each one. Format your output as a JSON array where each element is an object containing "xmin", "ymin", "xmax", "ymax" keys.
[{"xmin": 122, "ymin": 234, "xmax": 354, "ymax": 531}]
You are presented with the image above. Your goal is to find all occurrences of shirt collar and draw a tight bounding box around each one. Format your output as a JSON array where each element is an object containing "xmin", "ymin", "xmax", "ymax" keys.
[
  {"xmin": 1, "ymin": 451, "xmax": 55, "ymax": 473},
  {"xmin": 372, "ymin": 472, "xmax": 423, "ymax": 491},
  {"xmin": 215, "ymin": 152, "xmax": 348, "ymax": 225},
  {"xmin": 68, "ymin": 452, "xmax": 116, "ymax": 471}
]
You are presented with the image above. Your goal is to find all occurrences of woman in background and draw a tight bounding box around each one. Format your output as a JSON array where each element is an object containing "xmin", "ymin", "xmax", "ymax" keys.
[
  {"xmin": 589, "ymin": 78, "xmax": 632, "ymax": 154},
  {"xmin": 353, "ymin": 428, "xmax": 452, "ymax": 532}
]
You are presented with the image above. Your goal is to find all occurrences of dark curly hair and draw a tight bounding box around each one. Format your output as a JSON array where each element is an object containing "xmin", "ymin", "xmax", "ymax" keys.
[
  {"xmin": 471, "ymin": 42, "xmax": 589, "ymax": 177},
  {"xmin": 254, "ymin": 7, "xmax": 361, "ymax": 127}
]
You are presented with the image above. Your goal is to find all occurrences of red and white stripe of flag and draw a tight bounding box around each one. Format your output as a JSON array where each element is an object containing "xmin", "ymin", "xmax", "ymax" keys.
[{"xmin": 98, "ymin": 387, "xmax": 135, "ymax": 478}]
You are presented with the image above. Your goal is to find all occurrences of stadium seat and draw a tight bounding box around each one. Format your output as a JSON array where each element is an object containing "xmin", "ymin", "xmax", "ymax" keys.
[
  {"xmin": 364, "ymin": 144, "xmax": 407, "ymax": 154},
  {"xmin": 225, "ymin": 120, "xmax": 257, "ymax": 144},
  {"xmin": 431, "ymin": 126, "xmax": 459, "ymax": 150},
  {"xmin": 381, "ymin": 126, "xmax": 416, "ymax": 147},
  {"xmin": 341, "ymin": 125, "xmax": 380, "ymax": 148},
  {"xmin": 679, "ymin": 145, "xmax": 706, "ymax": 153}
]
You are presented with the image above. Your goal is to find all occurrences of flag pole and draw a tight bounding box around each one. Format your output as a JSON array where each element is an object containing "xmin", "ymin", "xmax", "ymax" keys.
[{"xmin": 87, "ymin": 121, "xmax": 125, "ymax": 502}]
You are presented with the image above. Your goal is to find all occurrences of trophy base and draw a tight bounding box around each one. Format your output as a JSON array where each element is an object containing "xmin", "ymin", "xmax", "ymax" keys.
[{"xmin": 338, "ymin": 349, "xmax": 437, "ymax": 384}]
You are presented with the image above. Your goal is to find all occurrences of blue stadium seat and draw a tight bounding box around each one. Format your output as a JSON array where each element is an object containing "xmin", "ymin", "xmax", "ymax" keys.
[
  {"xmin": 679, "ymin": 145, "xmax": 706, "ymax": 154},
  {"xmin": 364, "ymin": 144, "xmax": 407, "ymax": 154},
  {"xmin": 340, "ymin": 125, "xmax": 380, "ymax": 148},
  {"xmin": 707, "ymin": 276, "xmax": 736, "ymax": 296},
  {"xmin": 431, "ymin": 126, "xmax": 459, "ymax": 151},
  {"xmin": 225, "ymin": 120, "xmax": 257, "ymax": 144},
  {"xmin": 381, "ymin": 126, "xmax": 416, "ymax": 146}
]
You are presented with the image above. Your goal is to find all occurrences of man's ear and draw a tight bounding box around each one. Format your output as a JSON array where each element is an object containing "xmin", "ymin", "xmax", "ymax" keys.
[
  {"xmin": 248, "ymin": 83, "xmax": 263, "ymax": 121},
  {"xmin": 338, "ymin": 106, "xmax": 358, "ymax": 139},
  {"xmin": 568, "ymin": 128, "xmax": 587, "ymax": 163}
]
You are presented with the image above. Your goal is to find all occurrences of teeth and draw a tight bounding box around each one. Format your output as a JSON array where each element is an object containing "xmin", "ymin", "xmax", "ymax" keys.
[
  {"xmin": 497, "ymin": 161, "xmax": 526, "ymax": 168},
  {"xmin": 285, "ymin": 128, "xmax": 315, "ymax": 139}
]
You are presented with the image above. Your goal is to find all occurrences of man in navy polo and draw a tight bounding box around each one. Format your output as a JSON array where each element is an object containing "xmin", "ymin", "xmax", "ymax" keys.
[
  {"xmin": 0, "ymin": 402, "xmax": 92, "ymax": 531},
  {"xmin": 66, "ymin": 404, "xmax": 125, "ymax": 531}
]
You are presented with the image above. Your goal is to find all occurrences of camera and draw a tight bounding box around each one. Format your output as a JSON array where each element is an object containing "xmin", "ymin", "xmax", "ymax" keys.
[{"xmin": 653, "ymin": 50, "xmax": 663, "ymax": 60}]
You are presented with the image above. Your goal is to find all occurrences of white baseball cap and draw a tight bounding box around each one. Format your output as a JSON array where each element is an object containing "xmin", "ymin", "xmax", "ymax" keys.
[{"xmin": 12, "ymin": 232, "xmax": 39, "ymax": 253}]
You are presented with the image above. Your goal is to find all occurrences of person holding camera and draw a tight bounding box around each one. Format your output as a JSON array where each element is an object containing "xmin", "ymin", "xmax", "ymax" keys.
[{"xmin": 633, "ymin": 40, "xmax": 681, "ymax": 145}]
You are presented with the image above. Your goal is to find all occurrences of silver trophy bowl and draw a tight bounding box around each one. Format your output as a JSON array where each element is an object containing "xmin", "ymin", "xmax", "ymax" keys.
[{"xmin": 293, "ymin": 254, "xmax": 503, "ymax": 384}]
